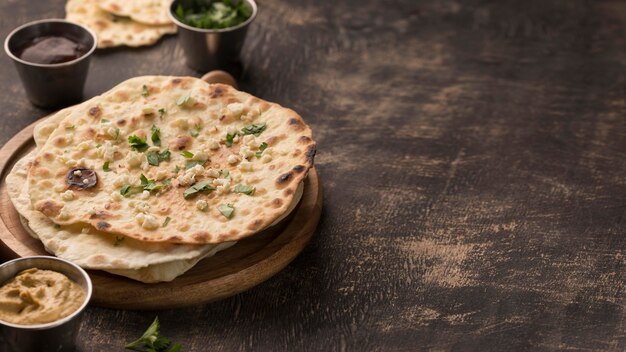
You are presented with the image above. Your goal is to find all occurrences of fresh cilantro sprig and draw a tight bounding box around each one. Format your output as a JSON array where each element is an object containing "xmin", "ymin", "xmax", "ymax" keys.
[{"xmin": 125, "ymin": 317, "xmax": 181, "ymax": 352}]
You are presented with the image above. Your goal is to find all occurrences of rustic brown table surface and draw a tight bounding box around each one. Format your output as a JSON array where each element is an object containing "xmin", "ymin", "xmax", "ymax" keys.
[{"xmin": 1, "ymin": 0, "xmax": 625, "ymax": 351}]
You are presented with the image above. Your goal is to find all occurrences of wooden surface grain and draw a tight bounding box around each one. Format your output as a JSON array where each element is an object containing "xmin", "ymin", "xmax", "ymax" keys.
[{"xmin": 0, "ymin": 0, "xmax": 624, "ymax": 350}]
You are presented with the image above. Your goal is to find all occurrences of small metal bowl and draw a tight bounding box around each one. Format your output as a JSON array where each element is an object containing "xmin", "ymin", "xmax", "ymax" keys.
[
  {"xmin": 0, "ymin": 256, "xmax": 93, "ymax": 352},
  {"xmin": 168, "ymin": 0, "xmax": 258, "ymax": 72},
  {"xmin": 4, "ymin": 19, "xmax": 97, "ymax": 109}
]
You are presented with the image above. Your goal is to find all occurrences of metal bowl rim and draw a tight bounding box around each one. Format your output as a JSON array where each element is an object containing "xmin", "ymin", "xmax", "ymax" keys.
[
  {"xmin": 168, "ymin": 0, "xmax": 258, "ymax": 33},
  {"xmin": 3, "ymin": 18, "xmax": 98, "ymax": 68}
]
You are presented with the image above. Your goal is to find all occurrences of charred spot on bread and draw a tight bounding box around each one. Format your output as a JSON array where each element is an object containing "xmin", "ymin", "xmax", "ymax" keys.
[
  {"xmin": 210, "ymin": 86, "xmax": 224, "ymax": 98},
  {"xmin": 90, "ymin": 211, "xmax": 111, "ymax": 219},
  {"xmin": 305, "ymin": 145, "xmax": 317, "ymax": 165},
  {"xmin": 96, "ymin": 221, "xmax": 111, "ymax": 230},
  {"xmin": 171, "ymin": 135, "xmax": 192, "ymax": 150},
  {"xmin": 88, "ymin": 106, "xmax": 101, "ymax": 118},
  {"xmin": 299, "ymin": 136, "xmax": 312, "ymax": 144},
  {"xmin": 53, "ymin": 136, "xmax": 69, "ymax": 147},
  {"xmin": 248, "ymin": 219, "xmax": 263, "ymax": 230},
  {"xmin": 192, "ymin": 231, "xmax": 211, "ymax": 242},
  {"xmin": 37, "ymin": 200, "xmax": 63, "ymax": 217},
  {"xmin": 276, "ymin": 171, "xmax": 293, "ymax": 185},
  {"xmin": 289, "ymin": 118, "xmax": 305, "ymax": 131},
  {"xmin": 293, "ymin": 165, "xmax": 305, "ymax": 173}
]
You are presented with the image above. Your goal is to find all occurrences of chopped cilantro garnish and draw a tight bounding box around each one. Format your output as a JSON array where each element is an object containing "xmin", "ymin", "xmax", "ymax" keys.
[
  {"xmin": 185, "ymin": 160, "xmax": 205, "ymax": 170},
  {"xmin": 128, "ymin": 135, "xmax": 148, "ymax": 152},
  {"xmin": 174, "ymin": 0, "xmax": 252, "ymax": 30},
  {"xmin": 147, "ymin": 149, "xmax": 171, "ymax": 166},
  {"xmin": 218, "ymin": 204, "xmax": 235, "ymax": 218},
  {"xmin": 103, "ymin": 161, "xmax": 110, "ymax": 172},
  {"xmin": 141, "ymin": 85, "xmax": 149, "ymax": 97},
  {"xmin": 241, "ymin": 122, "xmax": 266, "ymax": 136},
  {"xmin": 221, "ymin": 169, "xmax": 230, "ymax": 179},
  {"xmin": 225, "ymin": 132, "xmax": 237, "ymax": 147},
  {"xmin": 114, "ymin": 236, "xmax": 125, "ymax": 246},
  {"xmin": 151, "ymin": 125, "xmax": 161, "ymax": 146},
  {"xmin": 173, "ymin": 165, "xmax": 180, "ymax": 173},
  {"xmin": 158, "ymin": 108, "xmax": 166, "ymax": 118},
  {"xmin": 120, "ymin": 185, "xmax": 142, "ymax": 197},
  {"xmin": 147, "ymin": 152, "xmax": 160, "ymax": 166},
  {"xmin": 183, "ymin": 180, "xmax": 215, "ymax": 199},
  {"xmin": 66, "ymin": 124, "xmax": 75, "ymax": 130},
  {"xmin": 101, "ymin": 119, "xmax": 109, "ymax": 123},
  {"xmin": 234, "ymin": 184, "xmax": 255, "ymax": 195},
  {"xmin": 176, "ymin": 93, "xmax": 194, "ymax": 107},
  {"xmin": 256, "ymin": 142, "xmax": 268, "ymax": 158},
  {"xmin": 190, "ymin": 123, "xmax": 201, "ymax": 138},
  {"xmin": 159, "ymin": 149, "xmax": 171, "ymax": 161},
  {"xmin": 140, "ymin": 174, "xmax": 163, "ymax": 193},
  {"xmin": 162, "ymin": 217, "xmax": 171, "ymax": 227},
  {"xmin": 181, "ymin": 150, "xmax": 194, "ymax": 158}
]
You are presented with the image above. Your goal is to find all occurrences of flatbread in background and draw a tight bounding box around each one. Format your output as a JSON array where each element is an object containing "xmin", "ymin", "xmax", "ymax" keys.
[
  {"xmin": 98, "ymin": 0, "xmax": 173, "ymax": 26},
  {"xmin": 27, "ymin": 76, "xmax": 316, "ymax": 245},
  {"xmin": 66, "ymin": 0, "xmax": 176, "ymax": 48}
]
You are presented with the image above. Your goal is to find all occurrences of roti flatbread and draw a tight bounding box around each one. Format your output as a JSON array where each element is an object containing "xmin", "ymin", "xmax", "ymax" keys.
[
  {"xmin": 98, "ymin": 0, "xmax": 172, "ymax": 26},
  {"xmin": 7, "ymin": 152, "xmax": 234, "ymax": 282},
  {"xmin": 27, "ymin": 76, "xmax": 315, "ymax": 244},
  {"xmin": 66, "ymin": 0, "xmax": 176, "ymax": 48},
  {"xmin": 8, "ymin": 150, "xmax": 304, "ymax": 282}
]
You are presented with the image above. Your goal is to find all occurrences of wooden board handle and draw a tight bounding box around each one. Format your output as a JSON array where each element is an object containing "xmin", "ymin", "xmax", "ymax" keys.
[{"xmin": 201, "ymin": 70, "xmax": 238, "ymax": 89}]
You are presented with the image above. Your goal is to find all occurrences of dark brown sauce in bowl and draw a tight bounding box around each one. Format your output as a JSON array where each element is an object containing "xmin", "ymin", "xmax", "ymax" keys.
[{"xmin": 18, "ymin": 35, "xmax": 88, "ymax": 65}]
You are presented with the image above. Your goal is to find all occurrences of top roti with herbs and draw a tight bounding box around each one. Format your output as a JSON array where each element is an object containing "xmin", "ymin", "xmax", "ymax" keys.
[{"xmin": 27, "ymin": 76, "xmax": 316, "ymax": 244}]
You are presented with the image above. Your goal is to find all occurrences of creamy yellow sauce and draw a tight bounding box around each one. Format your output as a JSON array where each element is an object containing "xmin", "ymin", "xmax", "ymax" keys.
[{"xmin": 0, "ymin": 268, "xmax": 86, "ymax": 325}]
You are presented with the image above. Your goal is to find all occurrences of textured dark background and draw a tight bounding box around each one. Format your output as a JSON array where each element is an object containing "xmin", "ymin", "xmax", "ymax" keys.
[{"xmin": 0, "ymin": 0, "xmax": 625, "ymax": 350}]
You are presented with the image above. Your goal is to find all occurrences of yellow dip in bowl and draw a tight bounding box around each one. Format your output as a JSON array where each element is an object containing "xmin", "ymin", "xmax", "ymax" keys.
[{"xmin": 0, "ymin": 268, "xmax": 86, "ymax": 325}]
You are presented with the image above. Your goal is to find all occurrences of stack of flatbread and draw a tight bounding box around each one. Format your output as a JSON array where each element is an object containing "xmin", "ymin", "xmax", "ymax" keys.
[
  {"xmin": 6, "ymin": 76, "xmax": 316, "ymax": 283},
  {"xmin": 66, "ymin": 0, "xmax": 176, "ymax": 48}
]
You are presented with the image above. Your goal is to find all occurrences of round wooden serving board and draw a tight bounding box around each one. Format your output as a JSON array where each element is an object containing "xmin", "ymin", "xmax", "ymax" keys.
[{"xmin": 0, "ymin": 118, "xmax": 322, "ymax": 310}]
